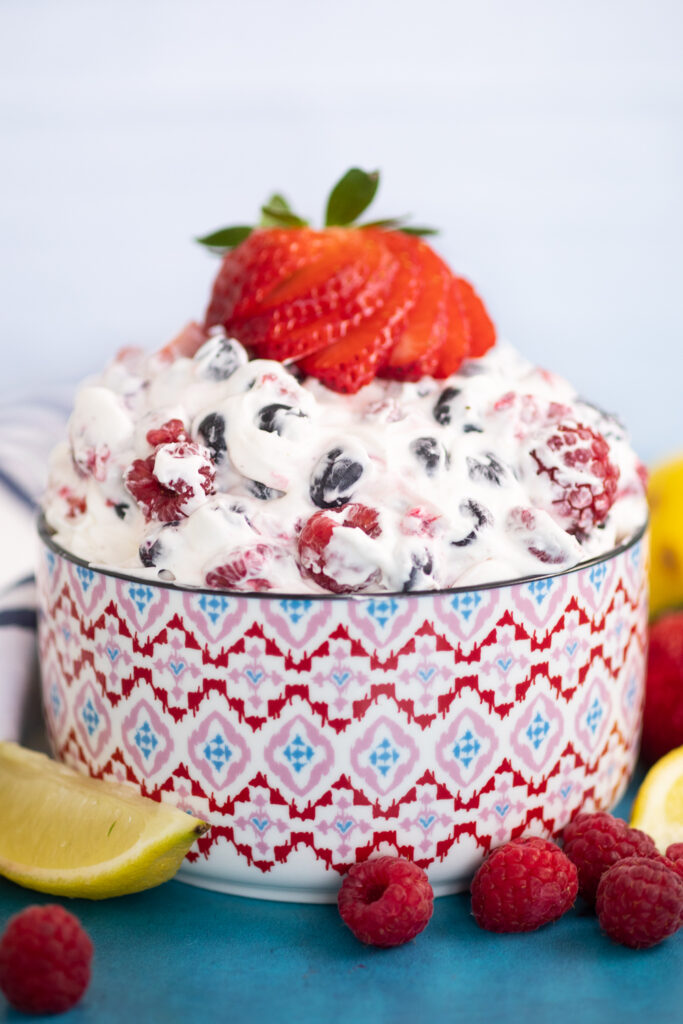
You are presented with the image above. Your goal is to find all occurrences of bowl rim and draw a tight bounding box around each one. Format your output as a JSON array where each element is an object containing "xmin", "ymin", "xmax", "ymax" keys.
[{"xmin": 36, "ymin": 511, "xmax": 648, "ymax": 603}]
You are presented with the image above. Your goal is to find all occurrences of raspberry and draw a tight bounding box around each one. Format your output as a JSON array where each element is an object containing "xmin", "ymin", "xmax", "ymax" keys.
[
  {"xmin": 562, "ymin": 812, "xmax": 658, "ymax": 905},
  {"xmin": 596, "ymin": 856, "xmax": 683, "ymax": 949},
  {"xmin": 337, "ymin": 856, "xmax": 434, "ymax": 947},
  {"xmin": 470, "ymin": 837, "xmax": 578, "ymax": 933},
  {"xmin": 145, "ymin": 418, "xmax": 187, "ymax": 447},
  {"xmin": 205, "ymin": 543, "xmax": 285, "ymax": 592},
  {"xmin": 528, "ymin": 420, "xmax": 620, "ymax": 536},
  {"xmin": 0, "ymin": 905, "xmax": 93, "ymax": 1015},
  {"xmin": 297, "ymin": 503, "xmax": 381, "ymax": 594},
  {"xmin": 641, "ymin": 612, "xmax": 683, "ymax": 764},
  {"xmin": 125, "ymin": 441, "xmax": 215, "ymax": 522},
  {"xmin": 665, "ymin": 844, "xmax": 683, "ymax": 880}
]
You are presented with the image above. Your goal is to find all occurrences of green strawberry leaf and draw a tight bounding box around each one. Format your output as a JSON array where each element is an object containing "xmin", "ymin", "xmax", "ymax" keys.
[
  {"xmin": 260, "ymin": 202, "xmax": 308, "ymax": 228},
  {"xmin": 325, "ymin": 168, "xmax": 380, "ymax": 227},
  {"xmin": 196, "ymin": 225, "xmax": 253, "ymax": 250},
  {"xmin": 359, "ymin": 216, "xmax": 410, "ymax": 230},
  {"xmin": 398, "ymin": 225, "xmax": 439, "ymax": 236}
]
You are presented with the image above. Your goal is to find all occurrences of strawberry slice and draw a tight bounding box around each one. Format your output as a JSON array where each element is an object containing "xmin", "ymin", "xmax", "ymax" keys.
[
  {"xmin": 230, "ymin": 230, "xmax": 399, "ymax": 363},
  {"xmin": 432, "ymin": 278, "xmax": 471, "ymax": 377},
  {"xmin": 297, "ymin": 231, "xmax": 421, "ymax": 393},
  {"xmin": 378, "ymin": 240, "xmax": 451, "ymax": 381},
  {"xmin": 454, "ymin": 276, "xmax": 496, "ymax": 357}
]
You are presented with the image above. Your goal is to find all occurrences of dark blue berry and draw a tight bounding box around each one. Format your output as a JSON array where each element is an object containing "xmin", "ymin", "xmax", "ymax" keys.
[
  {"xmin": 248, "ymin": 480, "xmax": 285, "ymax": 501},
  {"xmin": 433, "ymin": 387, "xmax": 461, "ymax": 426},
  {"xmin": 309, "ymin": 447, "xmax": 365, "ymax": 509},
  {"xmin": 466, "ymin": 453, "xmax": 507, "ymax": 486},
  {"xmin": 138, "ymin": 521, "xmax": 180, "ymax": 567},
  {"xmin": 198, "ymin": 336, "xmax": 245, "ymax": 381},
  {"xmin": 197, "ymin": 413, "xmax": 227, "ymax": 463},
  {"xmin": 112, "ymin": 502, "xmax": 129, "ymax": 520},
  {"xmin": 410, "ymin": 437, "xmax": 448, "ymax": 477},
  {"xmin": 463, "ymin": 424, "xmax": 483, "ymax": 434},
  {"xmin": 403, "ymin": 550, "xmax": 434, "ymax": 592},
  {"xmin": 255, "ymin": 403, "xmax": 306, "ymax": 436},
  {"xmin": 451, "ymin": 500, "xmax": 492, "ymax": 547}
]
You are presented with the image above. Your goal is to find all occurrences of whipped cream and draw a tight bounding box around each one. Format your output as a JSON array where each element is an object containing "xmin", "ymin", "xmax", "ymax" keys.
[{"xmin": 43, "ymin": 333, "xmax": 647, "ymax": 594}]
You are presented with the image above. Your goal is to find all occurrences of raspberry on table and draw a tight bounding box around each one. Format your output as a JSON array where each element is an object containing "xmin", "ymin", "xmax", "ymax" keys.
[
  {"xmin": 527, "ymin": 420, "xmax": 620, "ymax": 536},
  {"xmin": 562, "ymin": 812, "xmax": 658, "ymax": 905},
  {"xmin": 665, "ymin": 844, "xmax": 683, "ymax": 880},
  {"xmin": 641, "ymin": 611, "xmax": 683, "ymax": 764},
  {"xmin": 596, "ymin": 856, "xmax": 683, "ymax": 949},
  {"xmin": 470, "ymin": 837, "xmax": 578, "ymax": 933},
  {"xmin": 0, "ymin": 904, "xmax": 93, "ymax": 1016},
  {"xmin": 337, "ymin": 856, "xmax": 434, "ymax": 947}
]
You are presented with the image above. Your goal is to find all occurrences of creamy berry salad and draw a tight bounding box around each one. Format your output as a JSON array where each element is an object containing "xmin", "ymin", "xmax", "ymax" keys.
[
  {"xmin": 42, "ymin": 172, "xmax": 648, "ymax": 593},
  {"xmin": 43, "ymin": 329, "xmax": 646, "ymax": 595}
]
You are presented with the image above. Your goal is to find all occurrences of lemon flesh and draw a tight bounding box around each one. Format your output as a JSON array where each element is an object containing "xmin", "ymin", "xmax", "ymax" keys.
[
  {"xmin": 0, "ymin": 742, "xmax": 209, "ymax": 899},
  {"xmin": 630, "ymin": 745, "xmax": 683, "ymax": 852},
  {"xmin": 648, "ymin": 457, "xmax": 683, "ymax": 619}
]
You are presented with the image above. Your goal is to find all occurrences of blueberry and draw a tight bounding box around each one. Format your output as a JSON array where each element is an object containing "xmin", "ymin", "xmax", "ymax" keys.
[
  {"xmin": 197, "ymin": 412, "xmax": 227, "ymax": 463},
  {"xmin": 466, "ymin": 453, "xmax": 507, "ymax": 486},
  {"xmin": 451, "ymin": 500, "xmax": 492, "ymax": 547},
  {"xmin": 138, "ymin": 521, "xmax": 180, "ymax": 567},
  {"xmin": 112, "ymin": 502, "xmax": 129, "ymax": 520},
  {"xmin": 410, "ymin": 437, "xmax": 448, "ymax": 477},
  {"xmin": 255, "ymin": 403, "xmax": 306, "ymax": 436},
  {"xmin": 248, "ymin": 480, "xmax": 285, "ymax": 501},
  {"xmin": 403, "ymin": 550, "xmax": 434, "ymax": 592},
  {"xmin": 198, "ymin": 336, "xmax": 246, "ymax": 381},
  {"xmin": 463, "ymin": 424, "xmax": 484, "ymax": 434},
  {"xmin": 309, "ymin": 447, "xmax": 365, "ymax": 509},
  {"xmin": 433, "ymin": 387, "xmax": 461, "ymax": 426}
]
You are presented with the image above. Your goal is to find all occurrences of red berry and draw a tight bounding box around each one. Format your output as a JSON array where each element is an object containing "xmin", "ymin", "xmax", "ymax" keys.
[
  {"xmin": 297, "ymin": 503, "xmax": 381, "ymax": 593},
  {"xmin": 562, "ymin": 812, "xmax": 658, "ymax": 905},
  {"xmin": 205, "ymin": 543, "xmax": 284, "ymax": 592},
  {"xmin": 298, "ymin": 231, "xmax": 421, "ymax": 393},
  {"xmin": 337, "ymin": 856, "xmax": 434, "ymax": 947},
  {"xmin": 641, "ymin": 612, "xmax": 683, "ymax": 764},
  {"xmin": 528, "ymin": 421, "xmax": 620, "ymax": 535},
  {"xmin": 0, "ymin": 905, "xmax": 93, "ymax": 1015},
  {"xmin": 204, "ymin": 225, "xmax": 496, "ymax": 394},
  {"xmin": 470, "ymin": 837, "xmax": 578, "ymax": 933},
  {"xmin": 596, "ymin": 856, "xmax": 683, "ymax": 949},
  {"xmin": 145, "ymin": 418, "xmax": 188, "ymax": 447},
  {"xmin": 379, "ymin": 239, "xmax": 453, "ymax": 382},
  {"xmin": 124, "ymin": 441, "xmax": 216, "ymax": 522},
  {"xmin": 665, "ymin": 844, "xmax": 683, "ymax": 881},
  {"xmin": 453, "ymin": 276, "xmax": 496, "ymax": 358}
]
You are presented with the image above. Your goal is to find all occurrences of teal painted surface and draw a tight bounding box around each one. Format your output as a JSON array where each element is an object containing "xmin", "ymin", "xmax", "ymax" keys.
[{"xmin": 0, "ymin": 774, "xmax": 681, "ymax": 1024}]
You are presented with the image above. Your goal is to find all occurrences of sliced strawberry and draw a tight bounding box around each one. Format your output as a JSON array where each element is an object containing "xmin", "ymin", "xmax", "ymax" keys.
[
  {"xmin": 454, "ymin": 276, "xmax": 496, "ymax": 357},
  {"xmin": 297, "ymin": 231, "xmax": 421, "ymax": 393},
  {"xmin": 206, "ymin": 228, "xmax": 319, "ymax": 327},
  {"xmin": 432, "ymin": 278, "xmax": 471, "ymax": 377},
  {"xmin": 378, "ymin": 240, "xmax": 451, "ymax": 381},
  {"xmin": 231, "ymin": 230, "xmax": 399, "ymax": 363}
]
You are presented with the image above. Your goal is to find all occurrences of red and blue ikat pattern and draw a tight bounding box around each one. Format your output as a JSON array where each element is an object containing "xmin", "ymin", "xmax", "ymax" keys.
[{"xmin": 37, "ymin": 536, "xmax": 648, "ymax": 899}]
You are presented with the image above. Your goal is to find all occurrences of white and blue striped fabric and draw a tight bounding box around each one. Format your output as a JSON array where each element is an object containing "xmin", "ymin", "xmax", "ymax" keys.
[{"xmin": 0, "ymin": 393, "xmax": 71, "ymax": 744}]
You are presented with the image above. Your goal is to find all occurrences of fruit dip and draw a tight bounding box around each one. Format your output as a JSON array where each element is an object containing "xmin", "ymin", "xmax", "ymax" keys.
[
  {"xmin": 43, "ymin": 330, "xmax": 647, "ymax": 595},
  {"xmin": 41, "ymin": 171, "xmax": 648, "ymax": 594}
]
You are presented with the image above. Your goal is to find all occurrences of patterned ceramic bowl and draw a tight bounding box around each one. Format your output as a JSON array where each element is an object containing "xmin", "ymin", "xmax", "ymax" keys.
[{"xmin": 36, "ymin": 516, "xmax": 648, "ymax": 902}]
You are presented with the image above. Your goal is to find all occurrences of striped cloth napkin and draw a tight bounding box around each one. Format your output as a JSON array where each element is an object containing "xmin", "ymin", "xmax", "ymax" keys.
[{"xmin": 0, "ymin": 392, "xmax": 71, "ymax": 745}]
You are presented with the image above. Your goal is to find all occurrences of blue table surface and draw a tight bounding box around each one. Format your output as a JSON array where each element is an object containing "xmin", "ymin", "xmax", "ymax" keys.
[{"xmin": 1, "ymin": 770, "xmax": 681, "ymax": 1024}]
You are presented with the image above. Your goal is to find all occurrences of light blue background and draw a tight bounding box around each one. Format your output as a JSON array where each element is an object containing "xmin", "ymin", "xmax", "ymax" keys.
[{"xmin": 1, "ymin": 0, "xmax": 682, "ymax": 464}]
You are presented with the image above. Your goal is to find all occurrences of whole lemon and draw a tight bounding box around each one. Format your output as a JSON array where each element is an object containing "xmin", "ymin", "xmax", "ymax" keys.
[{"xmin": 649, "ymin": 456, "xmax": 683, "ymax": 619}]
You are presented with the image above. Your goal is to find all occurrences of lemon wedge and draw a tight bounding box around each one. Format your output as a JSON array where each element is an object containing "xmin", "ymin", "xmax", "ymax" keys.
[
  {"xmin": 648, "ymin": 456, "xmax": 683, "ymax": 619},
  {"xmin": 630, "ymin": 745, "xmax": 683, "ymax": 852},
  {"xmin": 0, "ymin": 742, "xmax": 209, "ymax": 899}
]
